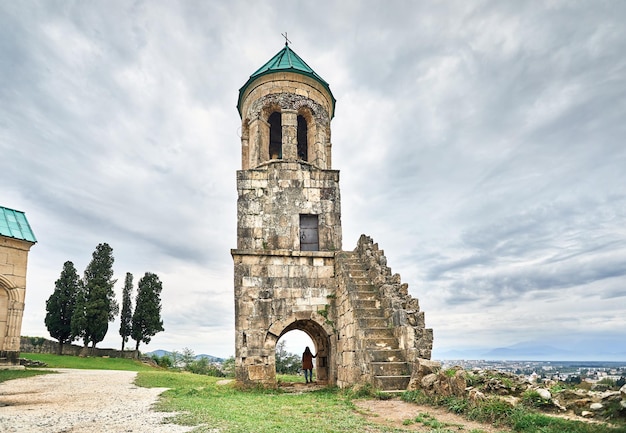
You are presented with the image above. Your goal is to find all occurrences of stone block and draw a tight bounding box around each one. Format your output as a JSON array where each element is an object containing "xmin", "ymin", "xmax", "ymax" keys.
[{"xmin": 242, "ymin": 276, "xmax": 263, "ymax": 287}]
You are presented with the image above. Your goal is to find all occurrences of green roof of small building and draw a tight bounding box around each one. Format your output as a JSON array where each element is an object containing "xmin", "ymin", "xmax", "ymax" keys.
[
  {"xmin": 0, "ymin": 206, "xmax": 37, "ymax": 243},
  {"xmin": 237, "ymin": 43, "xmax": 336, "ymax": 118}
]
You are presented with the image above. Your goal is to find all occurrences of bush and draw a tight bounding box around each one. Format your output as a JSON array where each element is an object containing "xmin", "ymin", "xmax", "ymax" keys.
[
  {"xmin": 187, "ymin": 358, "xmax": 225, "ymax": 377},
  {"xmin": 521, "ymin": 390, "xmax": 551, "ymax": 409},
  {"xmin": 466, "ymin": 397, "xmax": 513, "ymax": 424},
  {"xmin": 443, "ymin": 396, "xmax": 469, "ymax": 413},
  {"xmin": 151, "ymin": 354, "xmax": 173, "ymax": 369}
]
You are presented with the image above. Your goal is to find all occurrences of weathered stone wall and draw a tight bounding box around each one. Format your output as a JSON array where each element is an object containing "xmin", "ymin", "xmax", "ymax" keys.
[
  {"xmin": 232, "ymin": 250, "xmax": 336, "ymax": 385},
  {"xmin": 20, "ymin": 336, "xmax": 139, "ymax": 359},
  {"xmin": 236, "ymin": 161, "xmax": 341, "ymax": 252},
  {"xmin": 355, "ymin": 235, "xmax": 433, "ymax": 360},
  {"xmin": 0, "ymin": 236, "xmax": 34, "ymax": 366}
]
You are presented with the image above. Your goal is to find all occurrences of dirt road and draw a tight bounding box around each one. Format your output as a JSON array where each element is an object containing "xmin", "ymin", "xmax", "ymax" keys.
[{"xmin": 0, "ymin": 369, "xmax": 192, "ymax": 433}]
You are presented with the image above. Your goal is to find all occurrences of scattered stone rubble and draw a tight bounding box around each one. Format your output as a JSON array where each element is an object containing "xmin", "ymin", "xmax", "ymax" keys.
[
  {"xmin": 19, "ymin": 358, "xmax": 47, "ymax": 367},
  {"xmin": 408, "ymin": 358, "xmax": 626, "ymax": 422}
]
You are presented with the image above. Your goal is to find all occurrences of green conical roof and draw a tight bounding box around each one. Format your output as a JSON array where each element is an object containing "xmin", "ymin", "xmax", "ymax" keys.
[{"xmin": 237, "ymin": 44, "xmax": 336, "ymax": 118}]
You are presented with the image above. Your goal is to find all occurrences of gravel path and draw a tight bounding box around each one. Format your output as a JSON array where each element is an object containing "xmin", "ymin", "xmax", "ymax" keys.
[{"xmin": 0, "ymin": 369, "xmax": 194, "ymax": 433}]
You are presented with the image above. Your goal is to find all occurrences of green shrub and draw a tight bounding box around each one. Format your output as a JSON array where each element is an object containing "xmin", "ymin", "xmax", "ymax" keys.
[
  {"xmin": 466, "ymin": 397, "xmax": 512, "ymax": 424},
  {"xmin": 187, "ymin": 358, "xmax": 225, "ymax": 377},
  {"xmin": 401, "ymin": 389, "xmax": 429, "ymax": 404},
  {"xmin": 521, "ymin": 390, "xmax": 551, "ymax": 409},
  {"xmin": 443, "ymin": 396, "xmax": 469, "ymax": 414},
  {"xmin": 374, "ymin": 390, "xmax": 393, "ymax": 400},
  {"xmin": 443, "ymin": 368, "xmax": 457, "ymax": 378},
  {"xmin": 597, "ymin": 378, "xmax": 617, "ymax": 388},
  {"xmin": 346, "ymin": 383, "xmax": 376, "ymax": 398},
  {"xmin": 151, "ymin": 354, "xmax": 173, "ymax": 368}
]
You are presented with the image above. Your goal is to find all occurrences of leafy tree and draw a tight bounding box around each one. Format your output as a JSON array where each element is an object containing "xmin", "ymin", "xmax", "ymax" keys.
[
  {"xmin": 275, "ymin": 340, "xmax": 301, "ymax": 374},
  {"xmin": 180, "ymin": 347, "xmax": 196, "ymax": 369},
  {"xmin": 72, "ymin": 243, "xmax": 118, "ymax": 348},
  {"xmin": 130, "ymin": 272, "xmax": 164, "ymax": 351},
  {"xmin": 119, "ymin": 272, "xmax": 133, "ymax": 351},
  {"xmin": 222, "ymin": 356, "xmax": 235, "ymax": 377},
  {"xmin": 45, "ymin": 261, "xmax": 80, "ymax": 354}
]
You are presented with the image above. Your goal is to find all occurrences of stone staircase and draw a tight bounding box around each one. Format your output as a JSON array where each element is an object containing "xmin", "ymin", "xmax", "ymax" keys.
[{"xmin": 341, "ymin": 253, "xmax": 411, "ymax": 392}]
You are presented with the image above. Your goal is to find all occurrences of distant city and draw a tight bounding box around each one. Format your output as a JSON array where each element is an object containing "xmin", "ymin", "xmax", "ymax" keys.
[{"xmin": 439, "ymin": 359, "xmax": 626, "ymax": 384}]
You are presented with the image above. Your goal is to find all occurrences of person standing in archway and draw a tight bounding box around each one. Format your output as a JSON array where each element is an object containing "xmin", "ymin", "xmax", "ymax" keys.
[{"xmin": 302, "ymin": 346, "xmax": 317, "ymax": 383}]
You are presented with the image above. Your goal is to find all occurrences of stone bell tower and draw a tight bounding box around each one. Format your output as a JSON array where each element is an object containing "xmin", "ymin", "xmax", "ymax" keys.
[
  {"xmin": 232, "ymin": 42, "xmax": 341, "ymax": 385},
  {"xmin": 233, "ymin": 43, "xmax": 433, "ymax": 389}
]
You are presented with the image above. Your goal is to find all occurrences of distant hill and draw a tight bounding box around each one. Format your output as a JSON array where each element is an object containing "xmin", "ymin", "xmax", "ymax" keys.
[
  {"xmin": 144, "ymin": 349, "xmax": 225, "ymax": 363},
  {"xmin": 435, "ymin": 340, "xmax": 626, "ymax": 362}
]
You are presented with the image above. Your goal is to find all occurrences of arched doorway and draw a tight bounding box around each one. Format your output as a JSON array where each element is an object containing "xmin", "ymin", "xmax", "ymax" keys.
[
  {"xmin": 275, "ymin": 330, "xmax": 313, "ymax": 381},
  {"xmin": 275, "ymin": 319, "xmax": 332, "ymax": 384}
]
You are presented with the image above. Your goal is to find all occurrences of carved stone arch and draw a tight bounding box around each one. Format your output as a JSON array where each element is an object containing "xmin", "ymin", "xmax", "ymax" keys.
[
  {"xmin": 248, "ymin": 94, "xmax": 329, "ymax": 127},
  {"xmin": 0, "ymin": 274, "xmax": 17, "ymax": 350},
  {"xmin": 0, "ymin": 275, "xmax": 17, "ymax": 301},
  {"xmin": 267, "ymin": 312, "xmax": 334, "ymax": 338},
  {"xmin": 260, "ymin": 102, "xmax": 282, "ymax": 123}
]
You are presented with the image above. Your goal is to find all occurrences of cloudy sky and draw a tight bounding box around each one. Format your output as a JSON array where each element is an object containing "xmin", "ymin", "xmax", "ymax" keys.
[{"xmin": 2, "ymin": 1, "xmax": 625, "ymax": 360}]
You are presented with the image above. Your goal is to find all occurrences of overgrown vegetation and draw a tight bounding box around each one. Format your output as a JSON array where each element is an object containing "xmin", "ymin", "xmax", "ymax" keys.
[{"xmin": 401, "ymin": 389, "xmax": 626, "ymax": 433}]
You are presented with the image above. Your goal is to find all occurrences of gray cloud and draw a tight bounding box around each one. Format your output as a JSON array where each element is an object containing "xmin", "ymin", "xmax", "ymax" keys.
[{"xmin": 2, "ymin": 1, "xmax": 625, "ymax": 359}]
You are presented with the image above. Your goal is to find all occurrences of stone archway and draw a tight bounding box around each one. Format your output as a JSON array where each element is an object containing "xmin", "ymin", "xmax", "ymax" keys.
[{"xmin": 267, "ymin": 315, "xmax": 335, "ymax": 385}]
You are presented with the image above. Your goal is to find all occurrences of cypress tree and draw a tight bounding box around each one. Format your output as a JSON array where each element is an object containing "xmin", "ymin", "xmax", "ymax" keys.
[
  {"xmin": 75, "ymin": 243, "xmax": 118, "ymax": 348},
  {"xmin": 45, "ymin": 261, "xmax": 80, "ymax": 354},
  {"xmin": 119, "ymin": 272, "xmax": 133, "ymax": 351},
  {"xmin": 131, "ymin": 272, "xmax": 164, "ymax": 351}
]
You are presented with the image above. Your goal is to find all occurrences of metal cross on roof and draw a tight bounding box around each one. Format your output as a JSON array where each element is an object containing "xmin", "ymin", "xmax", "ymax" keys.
[{"xmin": 281, "ymin": 32, "xmax": 291, "ymax": 46}]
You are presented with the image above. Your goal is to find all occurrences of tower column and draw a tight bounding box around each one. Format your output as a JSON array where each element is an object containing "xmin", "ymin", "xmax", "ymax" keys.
[{"xmin": 281, "ymin": 109, "xmax": 298, "ymax": 161}]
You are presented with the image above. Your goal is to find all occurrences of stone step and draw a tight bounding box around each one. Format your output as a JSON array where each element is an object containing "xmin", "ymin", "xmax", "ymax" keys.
[
  {"xmin": 369, "ymin": 349, "xmax": 404, "ymax": 362},
  {"xmin": 357, "ymin": 327, "xmax": 394, "ymax": 339},
  {"xmin": 363, "ymin": 337, "xmax": 399, "ymax": 351},
  {"xmin": 352, "ymin": 280, "xmax": 376, "ymax": 288},
  {"xmin": 354, "ymin": 307, "xmax": 385, "ymax": 318},
  {"xmin": 353, "ymin": 299, "xmax": 379, "ymax": 309},
  {"xmin": 377, "ymin": 390, "xmax": 406, "ymax": 396},
  {"xmin": 350, "ymin": 291, "xmax": 378, "ymax": 301},
  {"xmin": 373, "ymin": 375, "xmax": 411, "ymax": 391},
  {"xmin": 358, "ymin": 317, "xmax": 388, "ymax": 328},
  {"xmin": 371, "ymin": 361, "xmax": 410, "ymax": 376}
]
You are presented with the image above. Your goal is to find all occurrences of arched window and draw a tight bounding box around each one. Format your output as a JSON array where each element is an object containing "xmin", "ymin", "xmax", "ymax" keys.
[
  {"xmin": 269, "ymin": 112, "xmax": 282, "ymax": 159},
  {"xmin": 297, "ymin": 115, "xmax": 308, "ymax": 161}
]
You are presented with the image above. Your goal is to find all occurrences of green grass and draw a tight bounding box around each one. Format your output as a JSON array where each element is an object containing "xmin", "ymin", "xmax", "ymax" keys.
[
  {"xmin": 20, "ymin": 353, "xmax": 157, "ymax": 371},
  {"xmin": 277, "ymin": 373, "xmax": 305, "ymax": 383},
  {"xmin": 136, "ymin": 371, "xmax": 407, "ymax": 433},
  {"xmin": 0, "ymin": 369, "xmax": 55, "ymax": 383}
]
